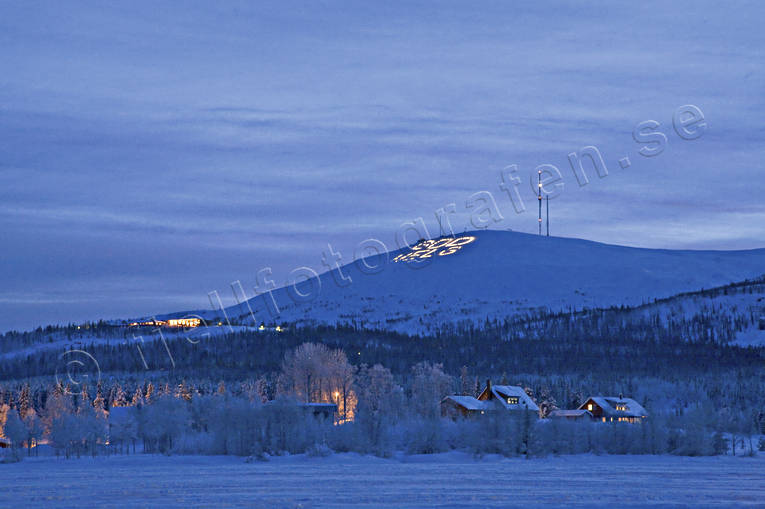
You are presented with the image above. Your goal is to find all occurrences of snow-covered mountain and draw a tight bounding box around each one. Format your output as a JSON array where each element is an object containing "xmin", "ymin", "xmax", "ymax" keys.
[{"xmin": 157, "ymin": 230, "xmax": 765, "ymax": 334}]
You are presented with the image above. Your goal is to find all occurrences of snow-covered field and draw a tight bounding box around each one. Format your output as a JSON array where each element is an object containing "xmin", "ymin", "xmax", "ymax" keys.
[{"xmin": 3, "ymin": 453, "xmax": 763, "ymax": 507}]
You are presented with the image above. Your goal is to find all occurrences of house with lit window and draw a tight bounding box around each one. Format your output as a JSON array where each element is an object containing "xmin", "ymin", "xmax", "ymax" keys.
[
  {"xmin": 441, "ymin": 381, "xmax": 540, "ymax": 419},
  {"xmin": 476, "ymin": 380, "xmax": 540, "ymax": 416},
  {"xmin": 578, "ymin": 395, "xmax": 647, "ymax": 423}
]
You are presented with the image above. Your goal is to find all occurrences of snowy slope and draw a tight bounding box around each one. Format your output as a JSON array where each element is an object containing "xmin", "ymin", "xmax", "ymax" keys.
[
  {"xmin": 617, "ymin": 283, "xmax": 765, "ymax": 346},
  {"xmin": 160, "ymin": 231, "xmax": 765, "ymax": 334}
]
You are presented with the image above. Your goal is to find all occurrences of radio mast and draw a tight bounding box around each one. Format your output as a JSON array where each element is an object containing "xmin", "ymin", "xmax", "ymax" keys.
[
  {"xmin": 537, "ymin": 170, "xmax": 542, "ymax": 235},
  {"xmin": 546, "ymin": 195, "xmax": 549, "ymax": 236}
]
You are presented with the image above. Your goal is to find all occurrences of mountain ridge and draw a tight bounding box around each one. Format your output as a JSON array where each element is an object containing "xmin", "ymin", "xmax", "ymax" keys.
[{"xmin": 150, "ymin": 230, "xmax": 765, "ymax": 334}]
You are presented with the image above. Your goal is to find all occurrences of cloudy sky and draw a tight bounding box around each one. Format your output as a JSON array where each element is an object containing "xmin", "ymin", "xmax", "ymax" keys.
[{"xmin": 1, "ymin": 1, "xmax": 764, "ymax": 331}]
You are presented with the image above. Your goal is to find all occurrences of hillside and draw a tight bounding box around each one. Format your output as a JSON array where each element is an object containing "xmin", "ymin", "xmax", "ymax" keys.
[{"xmin": 158, "ymin": 230, "xmax": 765, "ymax": 334}]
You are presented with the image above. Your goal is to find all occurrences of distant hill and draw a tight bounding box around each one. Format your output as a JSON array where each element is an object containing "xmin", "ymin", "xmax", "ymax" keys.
[{"xmin": 156, "ymin": 230, "xmax": 765, "ymax": 334}]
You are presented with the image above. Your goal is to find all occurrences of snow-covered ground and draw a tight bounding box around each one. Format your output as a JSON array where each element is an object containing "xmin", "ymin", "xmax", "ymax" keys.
[
  {"xmin": 2, "ymin": 452, "xmax": 763, "ymax": 507},
  {"xmin": 163, "ymin": 230, "xmax": 765, "ymax": 335}
]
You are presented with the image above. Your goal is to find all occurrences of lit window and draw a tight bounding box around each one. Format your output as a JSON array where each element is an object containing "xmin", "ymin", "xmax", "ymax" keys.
[
  {"xmin": 587, "ymin": 403, "xmax": 593, "ymax": 411},
  {"xmin": 506, "ymin": 396, "xmax": 519, "ymax": 405}
]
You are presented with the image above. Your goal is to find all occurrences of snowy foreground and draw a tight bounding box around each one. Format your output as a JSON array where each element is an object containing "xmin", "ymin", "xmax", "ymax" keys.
[{"xmin": 2, "ymin": 453, "xmax": 764, "ymax": 507}]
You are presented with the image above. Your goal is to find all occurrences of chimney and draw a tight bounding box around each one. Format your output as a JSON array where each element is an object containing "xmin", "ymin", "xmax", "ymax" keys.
[
  {"xmin": 486, "ymin": 379, "xmax": 492, "ymax": 398},
  {"xmin": 619, "ymin": 392, "xmax": 624, "ymax": 400}
]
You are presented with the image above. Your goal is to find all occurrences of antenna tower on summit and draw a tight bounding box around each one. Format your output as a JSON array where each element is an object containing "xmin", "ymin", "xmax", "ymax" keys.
[{"xmin": 537, "ymin": 170, "xmax": 542, "ymax": 235}]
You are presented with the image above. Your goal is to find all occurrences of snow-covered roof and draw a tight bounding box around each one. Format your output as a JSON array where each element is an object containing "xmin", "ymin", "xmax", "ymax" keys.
[
  {"xmin": 490, "ymin": 385, "xmax": 540, "ymax": 412},
  {"xmin": 549, "ymin": 409, "xmax": 592, "ymax": 418},
  {"xmin": 581, "ymin": 397, "xmax": 647, "ymax": 417},
  {"xmin": 442, "ymin": 395, "xmax": 490, "ymax": 411}
]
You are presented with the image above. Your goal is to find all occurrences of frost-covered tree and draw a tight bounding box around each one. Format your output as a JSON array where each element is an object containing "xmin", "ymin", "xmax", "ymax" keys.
[
  {"xmin": 537, "ymin": 387, "xmax": 558, "ymax": 419},
  {"xmin": 23, "ymin": 410, "xmax": 43, "ymax": 456},
  {"xmin": 93, "ymin": 391, "xmax": 106, "ymax": 418},
  {"xmin": 112, "ymin": 384, "xmax": 127, "ymax": 407},
  {"xmin": 77, "ymin": 403, "xmax": 107, "ymax": 457},
  {"xmin": 17, "ymin": 384, "xmax": 31, "ymax": 417},
  {"xmin": 42, "ymin": 390, "xmax": 74, "ymax": 439},
  {"xmin": 0, "ymin": 403, "xmax": 9, "ymax": 439},
  {"xmin": 279, "ymin": 342, "xmax": 357, "ymax": 420},
  {"xmin": 176, "ymin": 381, "xmax": 193, "ymax": 401},
  {"xmin": 354, "ymin": 364, "xmax": 404, "ymax": 454},
  {"xmin": 3, "ymin": 409, "xmax": 26, "ymax": 461},
  {"xmin": 459, "ymin": 366, "xmax": 472, "ymax": 396},
  {"xmin": 138, "ymin": 395, "xmax": 189, "ymax": 454},
  {"xmin": 131, "ymin": 387, "xmax": 143, "ymax": 406},
  {"xmin": 410, "ymin": 362, "xmax": 453, "ymax": 419}
]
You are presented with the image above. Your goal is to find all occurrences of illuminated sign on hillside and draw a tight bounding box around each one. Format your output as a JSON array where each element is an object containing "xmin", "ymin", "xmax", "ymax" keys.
[{"xmin": 392, "ymin": 236, "xmax": 476, "ymax": 263}]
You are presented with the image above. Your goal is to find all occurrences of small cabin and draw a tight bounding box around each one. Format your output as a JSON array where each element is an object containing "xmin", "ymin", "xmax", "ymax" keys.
[
  {"xmin": 579, "ymin": 395, "xmax": 647, "ymax": 423},
  {"xmin": 441, "ymin": 395, "xmax": 490, "ymax": 419}
]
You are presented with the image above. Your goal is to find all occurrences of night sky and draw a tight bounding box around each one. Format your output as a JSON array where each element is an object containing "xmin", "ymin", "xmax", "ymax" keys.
[{"xmin": 2, "ymin": 1, "xmax": 764, "ymax": 331}]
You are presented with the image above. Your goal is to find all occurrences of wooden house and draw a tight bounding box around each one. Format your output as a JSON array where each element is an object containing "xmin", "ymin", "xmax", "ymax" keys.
[
  {"xmin": 578, "ymin": 395, "xmax": 647, "ymax": 423},
  {"xmin": 441, "ymin": 395, "xmax": 490, "ymax": 419},
  {"xmin": 476, "ymin": 380, "xmax": 540, "ymax": 416},
  {"xmin": 441, "ymin": 381, "xmax": 539, "ymax": 419}
]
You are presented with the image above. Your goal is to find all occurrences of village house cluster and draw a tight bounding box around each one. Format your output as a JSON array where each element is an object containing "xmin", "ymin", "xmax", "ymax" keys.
[{"xmin": 441, "ymin": 380, "xmax": 648, "ymax": 423}]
